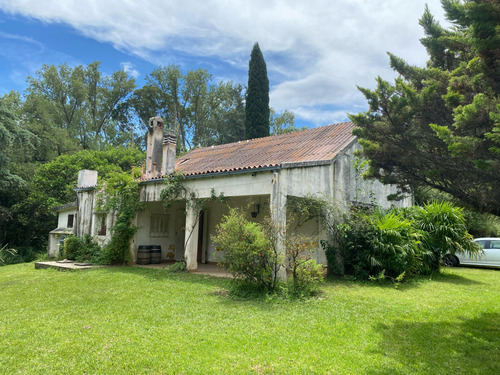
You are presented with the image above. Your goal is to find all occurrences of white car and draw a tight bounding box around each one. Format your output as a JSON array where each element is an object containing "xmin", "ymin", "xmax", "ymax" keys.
[{"xmin": 444, "ymin": 238, "xmax": 500, "ymax": 268}]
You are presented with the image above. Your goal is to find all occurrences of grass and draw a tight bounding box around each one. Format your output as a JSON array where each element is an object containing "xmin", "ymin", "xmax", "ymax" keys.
[{"xmin": 0, "ymin": 263, "xmax": 499, "ymax": 374}]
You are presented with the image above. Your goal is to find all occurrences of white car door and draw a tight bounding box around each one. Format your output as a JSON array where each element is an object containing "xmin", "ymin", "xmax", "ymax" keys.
[
  {"xmin": 486, "ymin": 239, "xmax": 500, "ymax": 266},
  {"xmin": 466, "ymin": 239, "xmax": 487, "ymax": 264}
]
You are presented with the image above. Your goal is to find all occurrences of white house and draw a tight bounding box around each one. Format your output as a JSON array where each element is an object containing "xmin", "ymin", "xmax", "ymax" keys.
[
  {"xmin": 48, "ymin": 202, "xmax": 77, "ymax": 257},
  {"xmin": 72, "ymin": 117, "xmax": 412, "ymax": 273}
]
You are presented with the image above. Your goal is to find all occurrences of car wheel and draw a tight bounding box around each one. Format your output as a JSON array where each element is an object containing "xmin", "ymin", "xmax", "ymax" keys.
[{"xmin": 443, "ymin": 255, "xmax": 459, "ymax": 267}]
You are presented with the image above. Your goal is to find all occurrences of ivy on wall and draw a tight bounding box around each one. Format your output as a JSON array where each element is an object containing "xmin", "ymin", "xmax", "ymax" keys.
[{"xmin": 96, "ymin": 167, "xmax": 143, "ymax": 264}]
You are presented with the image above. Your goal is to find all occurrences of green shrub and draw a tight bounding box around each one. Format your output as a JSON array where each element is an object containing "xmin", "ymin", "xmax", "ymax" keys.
[
  {"xmin": 213, "ymin": 209, "xmax": 280, "ymax": 292},
  {"xmin": 101, "ymin": 216, "xmax": 135, "ymax": 265},
  {"xmin": 167, "ymin": 260, "xmax": 187, "ymax": 272},
  {"xmin": 0, "ymin": 244, "xmax": 17, "ymax": 265},
  {"xmin": 464, "ymin": 210, "xmax": 500, "ymax": 237},
  {"xmin": 405, "ymin": 202, "xmax": 480, "ymax": 271},
  {"xmin": 213, "ymin": 209, "xmax": 324, "ymax": 296},
  {"xmin": 0, "ymin": 245, "xmax": 41, "ymax": 265},
  {"xmin": 336, "ymin": 202, "xmax": 480, "ymax": 281},
  {"xmin": 62, "ymin": 235, "xmax": 102, "ymax": 263},
  {"xmin": 285, "ymin": 233, "xmax": 324, "ymax": 294},
  {"xmin": 62, "ymin": 236, "xmax": 80, "ymax": 260}
]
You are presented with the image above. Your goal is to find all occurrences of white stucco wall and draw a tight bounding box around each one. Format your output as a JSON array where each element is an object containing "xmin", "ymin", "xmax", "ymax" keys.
[
  {"xmin": 56, "ymin": 207, "xmax": 76, "ymax": 229},
  {"xmin": 48, "ymin": 205, "xmax": 76, "ymax": 257},
  {"xmin": 75, "ymin": 189, "xmax": 95, "ymax": 238},
  {"xmin": 133, "ymin": 201, "xmax": 185, "ymax": 262},
  {"xmin": 333, "ymin": 141, "xmax": 413, "ymax": 209}
]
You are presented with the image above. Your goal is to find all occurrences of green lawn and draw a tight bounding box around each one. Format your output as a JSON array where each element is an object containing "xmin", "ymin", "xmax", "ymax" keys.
[{"xmin": 0, "ymin": 263, "xmax": 498, "ymax": 374}]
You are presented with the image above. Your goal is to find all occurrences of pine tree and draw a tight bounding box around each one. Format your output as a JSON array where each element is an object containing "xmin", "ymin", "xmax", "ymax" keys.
[
  {"xmin": 350, "ymin": 0, "xmax": 500, "ymax": 216},
  {"xmin": 245, "ymin": 43, "xmax": 270, "ymax": 139}
]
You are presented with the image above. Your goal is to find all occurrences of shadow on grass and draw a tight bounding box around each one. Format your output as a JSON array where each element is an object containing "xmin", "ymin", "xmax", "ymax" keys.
[
  {"xmin": 368, "ymin": 312, "xmax": 500, "ymax": 375},
  {"xmin": 102, "ymin": 266, "xmax": 323, "ymax": 307},
  {"xmin": 324, "ymin": 269, "xmax": 484, "ymax": 291},
  {"xmin": 431, "ymin": 271, "xmax": 484, "ymax": 286},
  {"xmin": 324, "ymin": 275, "xmax": 428, "ymax": 292},
  {"xmin": 100, "ymin": 264, "xmax": 231, "ymax": 289}
]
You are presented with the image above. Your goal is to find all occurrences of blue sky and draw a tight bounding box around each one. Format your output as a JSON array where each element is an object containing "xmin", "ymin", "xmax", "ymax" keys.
[{"xmin": 0, "ymin": 0, "xmax": 447, "ymax": 128}]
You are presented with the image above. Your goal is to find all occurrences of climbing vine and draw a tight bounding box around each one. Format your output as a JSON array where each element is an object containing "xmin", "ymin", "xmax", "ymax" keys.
[
  {"xmin": 352, "ymin": 154, "xmax": 376, "ymax": 206},
  {"xmin": 97, "ymin": 167, "xmax": 143, "ymax": 264},
  {"xmin": 287, "ymin": 194, "xmax": 345, "ymax": 276},
  {"xmin": 159, "ymin": 171, "xmax": 188, "ymax": 208},
  {"xmin": 160, "ymin": 171, "xmax": 227, "ymax": 251}
]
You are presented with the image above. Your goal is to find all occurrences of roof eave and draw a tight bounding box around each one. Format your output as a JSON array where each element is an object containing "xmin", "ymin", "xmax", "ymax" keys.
[{"xmin": 139, "ymin": 165, "xmax": 281, "ymax": 185}]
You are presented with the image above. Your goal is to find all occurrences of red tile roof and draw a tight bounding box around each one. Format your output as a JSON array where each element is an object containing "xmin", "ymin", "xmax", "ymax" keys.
[{"xmin": 174, "ymin": 121, "xmax": 356, "ymax": 177}]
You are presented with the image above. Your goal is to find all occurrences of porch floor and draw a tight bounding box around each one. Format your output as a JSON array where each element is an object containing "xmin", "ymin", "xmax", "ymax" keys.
[{"xmin": 134, "ymin": 261, "xmax": 232, "ymax": 278}]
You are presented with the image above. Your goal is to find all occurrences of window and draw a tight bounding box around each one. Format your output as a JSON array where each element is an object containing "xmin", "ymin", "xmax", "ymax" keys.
[
  {"xmin": 475, "ymin": 240, "xmax": 486, "ymax": 249},
  {"xmin": 150, "ymin": 214, "xmax": 169, "ymax": 237},
  {"xmin": 67, "ymin": 214, "xmax": 74, "ymax": 228},
  {"xmin": 96, "ymin": 214, "xmax": 107, "ymax": 236},
  {"xmin": 490, "ymin": 240, "xmax": 500, "ymax": 249}
]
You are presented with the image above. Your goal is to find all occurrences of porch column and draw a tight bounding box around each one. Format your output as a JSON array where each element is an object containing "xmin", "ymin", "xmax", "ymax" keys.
[
  {"xmin": 270, "ymin": 170, "xmax": 287, "ymax": 280},
  {"xmin": 184, "ymin": 202, "xmax": 199, "ymax": 271}
]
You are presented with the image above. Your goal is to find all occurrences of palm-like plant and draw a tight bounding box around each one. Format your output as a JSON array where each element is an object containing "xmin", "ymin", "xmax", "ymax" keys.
[{"xmin": 0, "ymin": 244, "xmax": 17, "ymax": 265}]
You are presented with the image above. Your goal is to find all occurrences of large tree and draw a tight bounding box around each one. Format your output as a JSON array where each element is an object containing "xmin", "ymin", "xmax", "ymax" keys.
[
  {"xmin": 0, "ymin": 97, "xmax": 36, "ymax": 234},
  {"xmin": 270, "ymin": 108, "xmax": 304, "ymax": 135},
  {"xmin": 196, "ymin": 83, "xmax": 246, "ymax": 147},
  {"xmin": 245, "ymin": 43, "xmax": 270, "ymax": 139},
  {"xmin": 350, "ymin": 0, "xmax": 500, "ymax": 215},
  {"xmin": 4, "ymin": 147, "xmax": 144, "ymax": 249},
  {"xmin": 23, "ymin": 62, "xmax": 136, "ymax": 154},
  {"xmin": 130, "ymin": 65, "xmax": 244, "ymax": 151}
]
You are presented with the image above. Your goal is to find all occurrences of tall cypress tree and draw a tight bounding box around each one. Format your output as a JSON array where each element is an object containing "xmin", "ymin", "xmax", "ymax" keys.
[{"xmin": 245, "ymin": 43, "xmax": 270, "ymax": 139}]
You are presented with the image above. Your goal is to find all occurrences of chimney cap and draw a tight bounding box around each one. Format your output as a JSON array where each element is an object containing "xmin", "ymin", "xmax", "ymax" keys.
[
  {"xmin": 148, "ymin": 116, "xmax": 164, "ymax": 128},
  {"xmin": 77, "ymin": 169, "xmax": 98, "ymax": 188},
  {"xmin": 163, "ymin": 131, "xmax": 177, "ymax": 145}
]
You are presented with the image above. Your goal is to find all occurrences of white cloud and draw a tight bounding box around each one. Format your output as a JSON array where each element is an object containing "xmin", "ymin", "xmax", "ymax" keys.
[
  {"xmin": 0, "ymin": 30, "xmax": 44, "ymax": 49},
  {"xmin": 0, "ymin": 0, "xmax": 448, "ymax": 124},
  {"xmin": 121, "ymin": 61, "xmax": 139, "ymax": 79},
  {"xmin": 293, "ymin": 106, "xmax": 352, "ymax": 127}
]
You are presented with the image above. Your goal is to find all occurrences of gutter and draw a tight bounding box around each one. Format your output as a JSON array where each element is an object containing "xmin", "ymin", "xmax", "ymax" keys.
[
  {"xmin": 138, "ymin": 165, "xmax": 281, "ymax": 184},
  {"xmin": 281, "ymin": 160, "xmax": 333, "ymax": 169}
]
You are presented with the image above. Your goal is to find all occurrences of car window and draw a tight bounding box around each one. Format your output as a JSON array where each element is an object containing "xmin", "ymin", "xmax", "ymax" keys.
[
  {"xmin": 489, "ymin": 240, "xmax": 500, "ymax": 249},
  {"xmin": 474, "ymin": 240, "xmax": 487, "ymax": 249}
]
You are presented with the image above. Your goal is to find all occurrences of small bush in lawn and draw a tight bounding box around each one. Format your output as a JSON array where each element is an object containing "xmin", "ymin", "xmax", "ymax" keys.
[
  {"xmin": 213, "ymin": 208, "xmax": 281, "ymax": 292},
  {"xmin": 168, "ymin": 260, "xmax": 187, "ymax": 272},
  {"xmin": 285, "ymin": 233, "xmax": 324, "ymax": 295},
  {"xmin": 61, "ymin": 236, "xmax": 81, "ymax": 260}
]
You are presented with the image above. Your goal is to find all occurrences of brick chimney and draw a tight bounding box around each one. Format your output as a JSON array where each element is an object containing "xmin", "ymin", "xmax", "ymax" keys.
[
  {"xmin": 146, "ymin": 116, "xmax": 164, "ymax": 179},
  {"xmin": 162, "ymin": 131, "xmax": 177, "ymax": 176}
]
